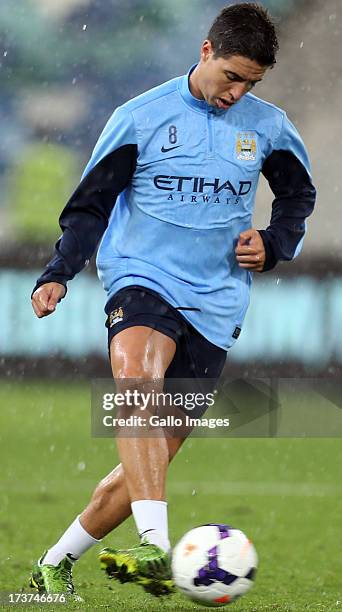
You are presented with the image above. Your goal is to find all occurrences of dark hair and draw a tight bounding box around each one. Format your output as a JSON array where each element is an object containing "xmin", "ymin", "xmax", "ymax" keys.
[{"xmin": 207, "ymin": 3, "xmax": 278, "ymax": 66}]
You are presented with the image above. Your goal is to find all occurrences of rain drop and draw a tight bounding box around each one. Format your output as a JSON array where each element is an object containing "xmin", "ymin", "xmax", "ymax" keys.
[{"xmin": 82, "ymin": 24, "xmax": 87, "ymax": 31}]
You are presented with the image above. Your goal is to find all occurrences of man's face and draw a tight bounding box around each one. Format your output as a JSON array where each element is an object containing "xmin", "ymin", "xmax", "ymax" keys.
[{"xmin": 195, "ymin": 40, "xmax": 269, "ymax": 110}]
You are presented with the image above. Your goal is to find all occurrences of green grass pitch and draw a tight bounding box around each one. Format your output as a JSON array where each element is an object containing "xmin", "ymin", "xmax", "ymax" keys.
[{"xmin": 0, "ymin": 381, "xmax": 341, "ymax": 611}]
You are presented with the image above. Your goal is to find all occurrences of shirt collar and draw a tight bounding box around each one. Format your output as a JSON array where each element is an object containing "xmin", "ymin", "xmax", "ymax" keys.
[{"xmin": 178, "ymin": 64, "xmax": 225, "ymax": 115}]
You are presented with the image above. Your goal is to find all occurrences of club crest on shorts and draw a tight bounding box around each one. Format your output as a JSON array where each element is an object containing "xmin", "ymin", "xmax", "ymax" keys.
[
  {"xmin": 236, "ymin": 132, "xmax": 257, "ymax": 161},
  {"xmin": 108, "ymin": 307, "xmax": 124, "ymax": 327}
]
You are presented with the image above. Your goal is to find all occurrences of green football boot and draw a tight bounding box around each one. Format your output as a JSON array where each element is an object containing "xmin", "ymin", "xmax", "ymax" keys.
[
  {"xmin": 29, "ymin": 551, "xmax": 83, "ymax": 601},
  {"xmin": 99, "ymin": 541, "xmax": 175, "ymax": 597}
]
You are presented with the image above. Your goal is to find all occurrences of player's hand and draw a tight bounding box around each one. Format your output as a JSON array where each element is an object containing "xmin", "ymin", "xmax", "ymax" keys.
[
  {"xmin": 31, "ymin": 282, "xmax": 66, "ymax": 318},
  {"xmin": 235, "ymin": 228, "xmax": 266, "ymax": 272}
]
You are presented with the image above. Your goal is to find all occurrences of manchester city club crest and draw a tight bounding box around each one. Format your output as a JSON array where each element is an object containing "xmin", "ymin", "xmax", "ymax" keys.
[
  {"xmin": 236, "ymin": 132, "xmax": 257, "ymax": 161},
  {"xmin": 108, "ymin": 307, "xmax": 124, "ymax": 327}
]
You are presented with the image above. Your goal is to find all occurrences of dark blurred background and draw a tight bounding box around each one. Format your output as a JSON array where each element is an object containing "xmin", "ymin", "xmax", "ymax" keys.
[{"xmin": 0, "ymin": 0, "xmax": 341, "ymax": 379}]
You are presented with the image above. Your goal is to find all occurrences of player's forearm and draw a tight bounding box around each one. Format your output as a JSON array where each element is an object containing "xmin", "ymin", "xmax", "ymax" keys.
[
  {"xmin": 258, "ymin": 219, "xmax": 307, "ymax": 271},
  {"xmin": 31, "ymin": 208, "xmax": 108, "ymax": 296},
  {"xmin": 260, "ymin": 148, "xmax": 316, "ymax": 271},
  {"xmin": 31, "ymin": 224, "xmax": 102, "ymax": 296}
]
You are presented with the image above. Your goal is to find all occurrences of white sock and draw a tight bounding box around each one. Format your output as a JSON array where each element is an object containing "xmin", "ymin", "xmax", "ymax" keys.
[
  {"xmin": 131, "ymin": 500, "xmax": 170, "ymax": 553},
  {"xmin": 42, "ymin": 516, "xmax": 101, "ymax": 566}
]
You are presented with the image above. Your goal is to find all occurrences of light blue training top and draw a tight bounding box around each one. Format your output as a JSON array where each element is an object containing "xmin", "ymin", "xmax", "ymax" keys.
[{"xmin": 35, "ymin": 66, "xmax": 315, "ymax": 350}]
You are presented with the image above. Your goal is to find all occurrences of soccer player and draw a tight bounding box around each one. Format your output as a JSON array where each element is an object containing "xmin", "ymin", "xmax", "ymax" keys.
[{"xmin": 30, "ymin": 2, "xmax": 316, "ymax": 600}]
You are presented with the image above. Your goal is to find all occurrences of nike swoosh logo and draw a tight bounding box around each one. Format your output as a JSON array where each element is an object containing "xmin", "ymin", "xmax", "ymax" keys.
[
  {"xmin": 139, "ymin": 529, "xmax": 155, "ymax": 538},
  {"xmin": 139, "ymin": 529, "xmax": 155, "ymax": 540},
  {"xmin": 161, "ymin": 144, "xmax": 182, "ymax": 153}
]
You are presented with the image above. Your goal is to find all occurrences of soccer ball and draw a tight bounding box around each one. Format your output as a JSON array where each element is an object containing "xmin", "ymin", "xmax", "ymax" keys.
[{"xmin": 172, "ymin": 524, "xmax": 258, "ymax": 606}]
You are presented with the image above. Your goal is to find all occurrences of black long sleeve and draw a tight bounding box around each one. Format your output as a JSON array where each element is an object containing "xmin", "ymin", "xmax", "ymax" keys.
[
  {"xmin": 259, "ymin": 149, "xmax": 316, "ymax": 271},
  {"xmin": 32, "ymin": 143, "xmax": 137, "ymax": 296},
  {"xmin": 257, "ymin": 112, "xmax": 316, "ymax": 272}
]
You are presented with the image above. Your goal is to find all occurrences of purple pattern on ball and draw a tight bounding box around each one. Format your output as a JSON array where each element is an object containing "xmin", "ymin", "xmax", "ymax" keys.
[
  {"xmin": 208, "ymin": 546, "xmax": 218, "ymax": 570},
  {"xmin": 194, "ymin": 542, "xmax": 238, "ymax": 587}
]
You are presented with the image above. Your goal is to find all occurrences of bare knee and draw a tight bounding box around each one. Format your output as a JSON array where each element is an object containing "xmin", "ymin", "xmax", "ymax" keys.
[{"xmin": 115, "ymin": 363, "xmax": 158, "ymax": 380}]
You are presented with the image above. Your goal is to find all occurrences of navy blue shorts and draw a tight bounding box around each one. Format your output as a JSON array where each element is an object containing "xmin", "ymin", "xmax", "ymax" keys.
[{"xmin": 105, "ymin": 285, "xmax": 227, "ymax": 416}]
